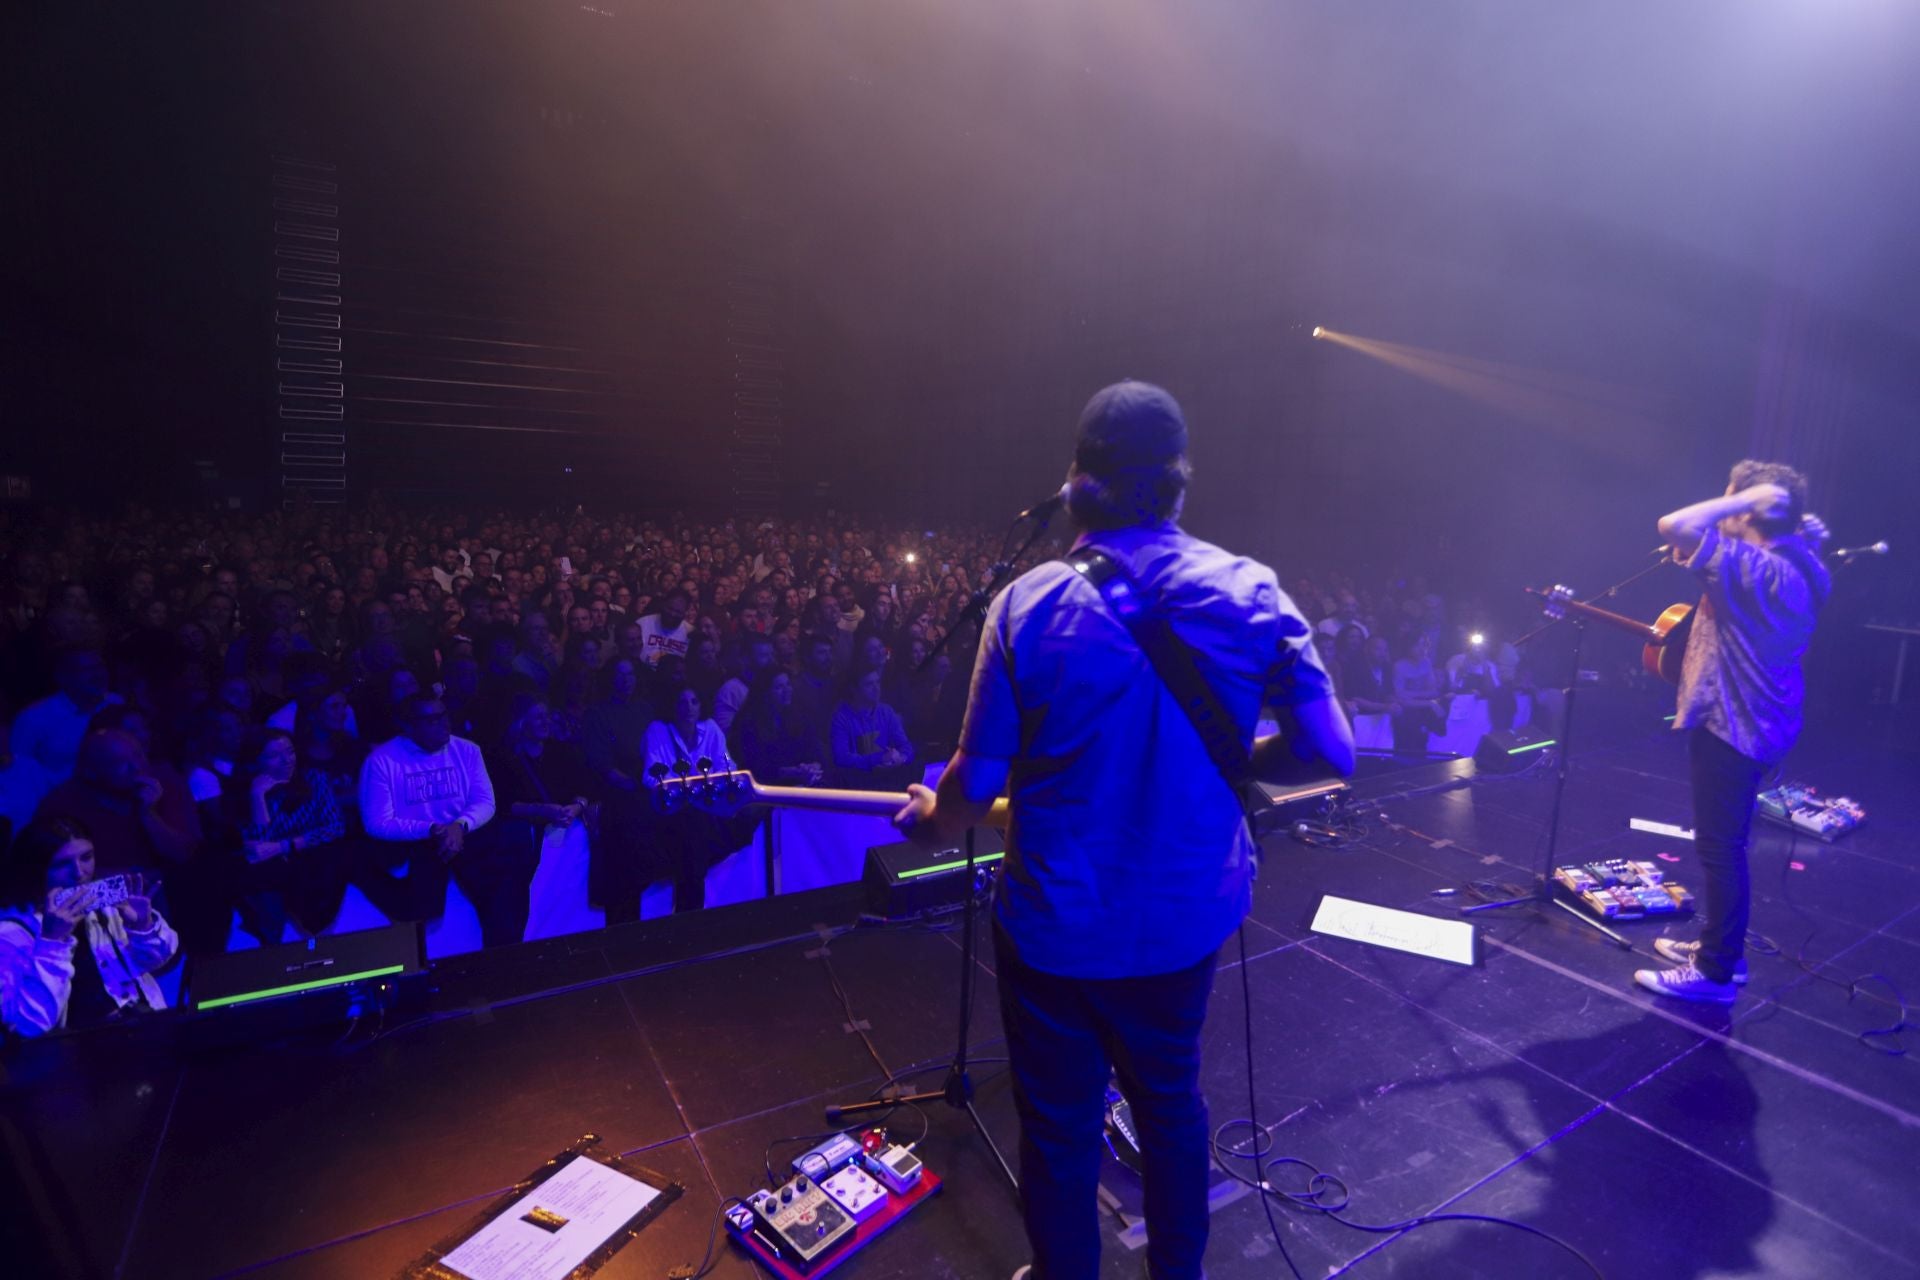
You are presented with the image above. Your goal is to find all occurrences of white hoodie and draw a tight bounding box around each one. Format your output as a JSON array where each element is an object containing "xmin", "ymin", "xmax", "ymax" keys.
[{"xmin": 359, "ymin": 735, "xmax": 496, "ymax": 842}]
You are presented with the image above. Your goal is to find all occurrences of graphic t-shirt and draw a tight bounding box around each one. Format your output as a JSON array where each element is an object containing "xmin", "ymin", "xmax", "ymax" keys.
[{"xmin": 636, "ymin": 614, "xmax": 692, "ymax": 666}]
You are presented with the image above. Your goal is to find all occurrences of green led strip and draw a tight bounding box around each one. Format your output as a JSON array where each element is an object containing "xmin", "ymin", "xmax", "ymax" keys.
[
  {"xmin": 196, "ymin": 964, "xmax": 406, "ymax": 1010},
  {"xmin": 896, "ymin": 850, "xmax": 1006, "ymax": 880},
  {"xmin": 1506, "ymin": 738, "xmax": 1558, "ymax": 755}
]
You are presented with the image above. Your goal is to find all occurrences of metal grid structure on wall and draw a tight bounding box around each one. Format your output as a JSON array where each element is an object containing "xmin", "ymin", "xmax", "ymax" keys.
[{"xmin": 271, "ymin": 153, "xmax": 347, "ymax": 504}]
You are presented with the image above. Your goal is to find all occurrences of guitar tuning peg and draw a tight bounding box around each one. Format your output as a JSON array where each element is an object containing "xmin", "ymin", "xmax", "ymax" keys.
[
  {"xmin": 674, "ymin": 758, "xmax": 692, "ymax": 777},
  {"xmin": 696, "ymin": 755, "xmax": 714, "ymax": 775}
]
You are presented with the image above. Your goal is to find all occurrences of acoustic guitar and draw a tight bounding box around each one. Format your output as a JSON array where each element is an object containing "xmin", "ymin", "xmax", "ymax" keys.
[{"xmin": 1525, "ymin": 585, "xmax": 1693, "ymax": 684}]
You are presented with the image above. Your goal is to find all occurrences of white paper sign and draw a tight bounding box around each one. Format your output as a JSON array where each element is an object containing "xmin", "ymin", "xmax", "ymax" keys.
[
  {"xmin": 441, "ymin": 1156, "xmax": 663, "ymax": 1280},
  {"xmin": 1310, "ymin": 894, "xmax": 1477, "ymax": 967}
]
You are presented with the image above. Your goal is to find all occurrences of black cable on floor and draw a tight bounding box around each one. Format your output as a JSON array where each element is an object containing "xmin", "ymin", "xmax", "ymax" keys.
[{"xmin": 1218, "ymin": 925, "xmax": 1608, "ymax": 1279}]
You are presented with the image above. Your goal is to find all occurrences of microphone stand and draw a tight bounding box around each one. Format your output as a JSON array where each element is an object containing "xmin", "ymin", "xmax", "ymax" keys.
[
  {"xmin": 822, "ymin": 504, "xmax": 1060, "ymax": 1197},
  {"xmin": 1463, "ymin": 549, "xmax": 1675, "ymax": 947}
]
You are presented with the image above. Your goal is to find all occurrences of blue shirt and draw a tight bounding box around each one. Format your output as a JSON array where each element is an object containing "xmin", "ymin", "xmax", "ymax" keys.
[{"xmin": 961, "ymin": 523, "xmax": 1333, "ymax": 979}]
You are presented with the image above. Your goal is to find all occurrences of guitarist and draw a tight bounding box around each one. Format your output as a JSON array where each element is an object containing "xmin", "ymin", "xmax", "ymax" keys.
[
  {"xmin": 1633, "ymin": 461, "xmax": 1830, "ymax": 1003},
  {"xmin": 894, "ymin": 381, "xmax": 1354, "ymax": 1280}
]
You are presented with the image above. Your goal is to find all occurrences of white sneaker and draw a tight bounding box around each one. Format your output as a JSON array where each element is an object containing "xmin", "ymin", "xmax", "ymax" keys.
[
  {"xmin": 1652, "ymin": 938, "xmax": 1748, "ymax": 984},
  {"xmin": 1634, "ymin": 961, "xmax": 1738, "ymax": 1004}
]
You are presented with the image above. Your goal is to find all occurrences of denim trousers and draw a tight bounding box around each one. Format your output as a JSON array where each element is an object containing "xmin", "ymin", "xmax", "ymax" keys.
[
  {"xmin": 995, "ymin": 922, "xmax": 1217, "ymax": 1280},
  {"xmin": 1688, "ymin": 727, "xmax": 1768, "ymax": 984}
]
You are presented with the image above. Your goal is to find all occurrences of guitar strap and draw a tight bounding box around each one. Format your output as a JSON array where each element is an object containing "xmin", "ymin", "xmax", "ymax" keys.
[{"xmin": 1067, "ymin": 548, "xmax": 1258, "ymax": 825}]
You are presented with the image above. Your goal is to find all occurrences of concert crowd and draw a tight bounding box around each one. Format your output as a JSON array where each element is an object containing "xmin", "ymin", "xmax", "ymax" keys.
[{"xmin": 0, "ymin": 498, "xmax": 1497, "ymax": 1036}]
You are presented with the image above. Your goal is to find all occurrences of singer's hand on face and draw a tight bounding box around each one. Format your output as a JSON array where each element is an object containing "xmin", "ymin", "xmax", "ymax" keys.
[
  {"xmin": 1743, "ymin": 483, "xmax": 1792, "ymax": 521},
  {"xmin": 1798, "ymin": 513, "xmax": 1830, "ymax": 548}
]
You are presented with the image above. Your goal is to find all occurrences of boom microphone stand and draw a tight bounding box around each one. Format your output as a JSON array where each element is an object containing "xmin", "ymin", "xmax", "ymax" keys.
[
  {"xmin": 822, "ymin": 503, "xmax": 1060, "ymax": 1196},
  {"xmin": 1461, "ymin": 553, "xmax": 1673, "ymax": 946}
]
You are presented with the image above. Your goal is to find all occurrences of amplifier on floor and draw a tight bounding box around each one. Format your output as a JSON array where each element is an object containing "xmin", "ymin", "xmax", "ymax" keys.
[
  {"xmin": 1472, "ymin": 727, "xmax": 1556, "ymax": 773},
  {"xmin": 863, "ymin": 829, "xmax": 1006, "ymax": 918},
  {"xmin": 190, "ymin": 921, "xmax": 425, "ymax": 1013},
  {"xmin": 1247, "ymin": 776, "xmax": 1349, "ymax": 838}
]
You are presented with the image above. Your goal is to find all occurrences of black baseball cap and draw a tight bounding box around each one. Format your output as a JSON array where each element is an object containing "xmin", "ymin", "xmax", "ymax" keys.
[{"xmin": 1074, "ymin": 381, "xmax": 1188, "ymax": 479}]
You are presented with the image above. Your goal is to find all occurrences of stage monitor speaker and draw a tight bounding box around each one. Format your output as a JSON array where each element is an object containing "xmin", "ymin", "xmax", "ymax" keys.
[
  {"xmin": 863, "ymin": 829, "xmax": 1007, "ymax": 919},
  {"xmin": 190, "ymin": 920, "xmax": 424, "ymax": 1012},
  {"xmin": 1473, "ymin": 727, "xmax": 1558, "ymax": 773}
]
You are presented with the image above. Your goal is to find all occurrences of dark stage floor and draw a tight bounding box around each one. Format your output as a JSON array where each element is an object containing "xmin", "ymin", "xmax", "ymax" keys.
[{"xmin": 5, "ymin": 700, "xmax": 1917, "ymax": 1280}]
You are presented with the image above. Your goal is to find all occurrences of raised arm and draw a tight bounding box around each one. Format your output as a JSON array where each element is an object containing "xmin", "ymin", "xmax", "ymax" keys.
[{"xmin": 1658, "ymin": 483, "xmax": 1790, "ymax": 558}]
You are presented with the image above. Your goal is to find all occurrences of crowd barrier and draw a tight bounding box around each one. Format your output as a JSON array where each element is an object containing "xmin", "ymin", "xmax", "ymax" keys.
[
  {"xmin": 220, "ymin": 694, "xmax": 1543, "ymax": 962},
  {"xmin": 222, "ymin": 765, "xmax": 942, "ymax": 960}
]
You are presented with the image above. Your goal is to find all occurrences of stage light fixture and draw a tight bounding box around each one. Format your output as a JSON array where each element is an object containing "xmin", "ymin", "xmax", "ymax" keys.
[
  {"xmin": 1470, "ymin": 631, "xmax": 1486, "ymax": 647},
  {"xmin": 1311, "ymin": 326, "xmax": 1325, "ymax": 339}
]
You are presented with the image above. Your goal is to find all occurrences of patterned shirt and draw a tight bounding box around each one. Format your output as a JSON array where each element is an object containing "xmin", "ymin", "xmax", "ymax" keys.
[
  {"xmin": 242, "ymin": 770, "xmax": 347, "ymax": 846},
  {"xmin": 1674, "ymin": 527, "xmax": 1828, "ymax": 765},
  {"xmin": 961, "ymin": 522, "xmax": 1334, "ymax": 979}
]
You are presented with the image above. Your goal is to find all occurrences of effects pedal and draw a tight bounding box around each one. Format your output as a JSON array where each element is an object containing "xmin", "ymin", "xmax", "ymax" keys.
[
  {"xmin": 818, "ymin": 1163, "xmax": 889, "ymax": 1222},
  {"xmin": 860, "ymin": 1144, "xmax": 923, "ymax": 1194},
  {"xmin": 738, "ymin": 1174, "xmax": 857, "ymax": 1272}
]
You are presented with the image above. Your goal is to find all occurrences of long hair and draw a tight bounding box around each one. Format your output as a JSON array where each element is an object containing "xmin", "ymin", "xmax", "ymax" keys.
[
  {"xmin": 229, "ymin": 727, "xmax": 312, "ymax": 825},
  {"xmin": 2, "ymin": 818, "xmax": 90, "ymax": 913}
]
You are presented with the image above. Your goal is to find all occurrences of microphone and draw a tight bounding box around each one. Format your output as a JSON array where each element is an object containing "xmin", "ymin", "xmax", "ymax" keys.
[
  {"xmin": 1018, "ymin": 483, "xmax": 1070, "ymax": 523},
  {"xmin": 1833, "ymin": 541, "xmax": 1889, "ymax": 560}
]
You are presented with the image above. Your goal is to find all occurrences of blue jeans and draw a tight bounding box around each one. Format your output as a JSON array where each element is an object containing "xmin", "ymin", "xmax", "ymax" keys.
[
  {"xmin": 995, "ymin": 922, "xmax": 1217, "ymax": 1280},
  {"xmin": 1689, "ymin": 728, "xmax": 1767, "ymax": 984}
]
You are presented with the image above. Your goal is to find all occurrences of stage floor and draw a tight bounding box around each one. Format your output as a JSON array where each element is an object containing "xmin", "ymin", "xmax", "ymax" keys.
[{"xmin": 5, "ymin": 704, "xmax": 1917, "ymax": 1279}]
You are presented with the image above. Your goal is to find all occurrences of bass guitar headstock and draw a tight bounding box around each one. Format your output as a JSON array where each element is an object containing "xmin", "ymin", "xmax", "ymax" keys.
[{"xmin": 648, "ymin": 758, "xmax": 761, "ymax": 816}]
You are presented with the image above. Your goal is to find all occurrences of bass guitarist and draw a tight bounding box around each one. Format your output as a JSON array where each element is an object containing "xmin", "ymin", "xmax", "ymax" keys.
[
  {"xmin": 1633, "ymin": 461, "xmax": 1830, "ymax": 1003},
  {"xmin": 894, "ymin": 381, "xmax": 1354, "ymax": 1280}
]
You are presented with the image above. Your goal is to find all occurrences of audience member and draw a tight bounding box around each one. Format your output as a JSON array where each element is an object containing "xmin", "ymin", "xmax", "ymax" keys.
[
  {"xmin": 358, "ymin": 693, "xmax": 532, "ymax": 947},
  {"xmin": 732, "ymin": 670, "xmax": 826, "ymax": 786},
  {"xmin": 1, "ymin": 700, "xmax": 56, "ymax": 850},
  {"xmin": 12, "ymin": 649, "xmax": 120, "ymax": 782},
  {"xmin": 637, "ymin": 688, "xmax": 748, "ymax": 914},
  {"xmin": 0, "ymin": 818, "xmax": 177, "ymax": 1037},
  {"xmin": 637, "ymin": 589, "xmax": 693, "ymax": 667},
  {"xmin": 228, "ymin": 728, "xmax": 350, "ymax": 940},
  {"xmin": 1390, "ymin": 631, "xmax": 1450, "ymax": 754},
  {"xmin": 831, "ymin": 668, "xmax": 916, "ymax": 788}
]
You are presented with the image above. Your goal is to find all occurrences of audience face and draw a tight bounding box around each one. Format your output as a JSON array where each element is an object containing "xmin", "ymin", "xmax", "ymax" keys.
[
  {"xmin": 853, "ymin": 668, "xmax": 883, "ymax": 709},
  {"xmin": 317, "ymin": 690, "xmax": 352, "ymax": 734},
  {"xmin": 805, "ymin": 639, "xmax": 834, "ymax": 678},
  {"xmin": 46, "ymin": 835, "xmax": 98, "ymax": 891},
  {"xmin": 402, "ymin": 699, "xmax": 452, "ymax": 753},
  {"xmin": 673, "ymin": 687, "xmax": 701, "ymax": 728},
  {"xmin": 216, "ymin": 675, "xmax": 254, "ymax": 718},
  {"xmin": 608, "ymin": 658, "xmax": 639, "ymax": 700},
  {"xmin": 770, "ymin": 671, "xmax": 794, "ymax": 709},
  {"xmin": 79, "ymin": 730, "xmax": 147, "ymax": 795},
  {"xmin": 516, "ymin": 700, "xmax": 553, "ymax": 745},
  {"xmin": 57, "ymin": 650, "xmax": 111, "ymax": 705},
  {"xmin": 661, "ymin": 593, "xmax": 690, "ymax": 630},
  {"xmin": 526, "ymin": 613, "xmax": 555, "ymax": 648},
  {"xmin": 1366, "ymin": 636, "xmax": 1392, "ymax": 667},
  {"xmin": 256, "ymin": 734, "xmax": 298, "ymax": 784}
]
